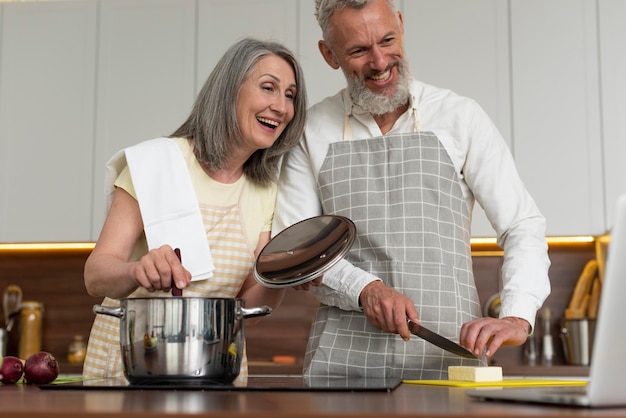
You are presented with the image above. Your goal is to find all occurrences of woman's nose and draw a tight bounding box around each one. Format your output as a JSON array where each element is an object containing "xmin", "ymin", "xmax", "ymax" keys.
[{"xmin": 270, "ymin": 96, "xmax": 288, "ymax": 114}]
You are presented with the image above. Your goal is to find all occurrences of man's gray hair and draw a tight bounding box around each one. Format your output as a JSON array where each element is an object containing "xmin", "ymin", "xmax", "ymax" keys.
[{"xmin": 314, "ymin": 0, "xmax": 397, "ymax": 46}]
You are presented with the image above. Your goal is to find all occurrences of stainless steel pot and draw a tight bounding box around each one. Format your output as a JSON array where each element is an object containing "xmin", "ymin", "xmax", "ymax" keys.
[{"xmin": 93, "ymin": 297, "xmax": 271, "ymax": 385}]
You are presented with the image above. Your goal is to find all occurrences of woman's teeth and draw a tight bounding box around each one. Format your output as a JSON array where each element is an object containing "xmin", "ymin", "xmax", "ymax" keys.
[{"xmin": 257, "ymin": 117, "xmax": 279, "ymax": 129}]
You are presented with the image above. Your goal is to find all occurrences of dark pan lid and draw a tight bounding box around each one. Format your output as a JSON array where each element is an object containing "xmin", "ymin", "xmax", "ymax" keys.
[{"xmin": 254, "ymin": 215, "xmax": 356, "ymax": 288}]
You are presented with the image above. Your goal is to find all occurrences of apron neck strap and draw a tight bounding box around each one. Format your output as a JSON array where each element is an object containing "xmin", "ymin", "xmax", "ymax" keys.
[
  {"xmin": 343, "ymin": 115, "xmax": 353, "ymax": 141},
  {"xmin": 412, "ymin": 107, "xmax": 421, "ymax": 132}
]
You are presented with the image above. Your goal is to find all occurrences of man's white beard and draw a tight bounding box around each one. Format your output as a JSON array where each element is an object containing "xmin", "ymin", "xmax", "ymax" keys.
[{"xmin": 346, "ymin": 59, "xmax": 411, "ymax": 116}]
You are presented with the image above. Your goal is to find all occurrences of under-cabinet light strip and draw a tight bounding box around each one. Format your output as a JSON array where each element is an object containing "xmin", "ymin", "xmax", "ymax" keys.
[{"xmin": 0, "ymin": 236, "xmax": 596, "ymax": 252}]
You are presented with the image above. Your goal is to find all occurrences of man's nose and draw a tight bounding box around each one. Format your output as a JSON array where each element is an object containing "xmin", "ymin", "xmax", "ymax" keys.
[{"xmin": 369, "ymin": 46, "xmax": 387, "ymax": 70}]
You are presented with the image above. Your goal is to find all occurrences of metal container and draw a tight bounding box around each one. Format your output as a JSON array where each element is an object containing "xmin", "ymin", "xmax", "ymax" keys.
[
  {"xmin": 0, "ymin": 328, "xmax": 7, "ymax": 357},
  {"xmin": 93, "ymin": 297, "xmax": 270, "ymax": 385},
  {"xmin": 560, "ymin": 318, "xmax": 596, "ymax": 366}
]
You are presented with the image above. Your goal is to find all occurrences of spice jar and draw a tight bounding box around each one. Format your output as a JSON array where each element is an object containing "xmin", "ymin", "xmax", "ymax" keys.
[
  {"xmin": 67, "ymin": 335, "xmax": 86, "ymax": 365},
  {"xmin": 19, "ymin": 301, "xmax": 44, "ymax": 359}
]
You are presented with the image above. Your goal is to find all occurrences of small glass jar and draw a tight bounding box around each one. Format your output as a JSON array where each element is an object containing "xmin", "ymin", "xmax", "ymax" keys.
[
  {"xmin": 19, "ymin": 301, "xmax": 44, "ymax": 359},
  {"xmin": 67, "ymin": 335, "xmax": 86, "ymax": 365}
]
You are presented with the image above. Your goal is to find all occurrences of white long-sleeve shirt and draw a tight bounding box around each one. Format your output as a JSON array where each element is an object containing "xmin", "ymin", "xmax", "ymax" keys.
[{"xmin": 274, "ymin": 79, "xmax": 551, "ymax": 329}]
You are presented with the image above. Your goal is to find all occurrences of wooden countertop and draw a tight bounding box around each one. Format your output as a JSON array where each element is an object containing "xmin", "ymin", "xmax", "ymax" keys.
[{"xmin": 1, "ymin": 376, "xmax": 626, "ymax": 418}]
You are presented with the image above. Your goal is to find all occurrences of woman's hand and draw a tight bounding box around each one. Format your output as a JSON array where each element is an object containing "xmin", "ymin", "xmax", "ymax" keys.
[
  {"xmin": 85, "ymin": 188, "xmax": 191, "ymax": 298},
  {"xmin": 131, "ymin": 245, "xmax": 191, "ymax": 292}
]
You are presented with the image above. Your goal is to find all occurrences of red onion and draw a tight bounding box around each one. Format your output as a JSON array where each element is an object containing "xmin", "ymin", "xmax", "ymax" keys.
[
  {"xmin": 23, "ymin": 351, "xmax": 59, "ymax": 385},
  {"xmin": 0, "ymin": 356, "xmax": 24, "ymax": 384}
]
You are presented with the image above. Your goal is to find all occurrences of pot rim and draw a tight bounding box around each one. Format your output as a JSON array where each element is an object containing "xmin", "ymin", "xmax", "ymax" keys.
[{"xmin": 117, "ymin": 297, "xmax": 246, "ymax": 302}]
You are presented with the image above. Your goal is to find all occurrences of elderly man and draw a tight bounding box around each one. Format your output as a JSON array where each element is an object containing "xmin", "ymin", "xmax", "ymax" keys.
[{"xmin": 273, "ymin": 0, "xmax": 550, "ymax": 380}]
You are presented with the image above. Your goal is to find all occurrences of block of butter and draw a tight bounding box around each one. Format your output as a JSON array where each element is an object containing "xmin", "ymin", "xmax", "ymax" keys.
[{"xmin": 448, "ymin": 366, "xmax": 503, "ymax": 382}]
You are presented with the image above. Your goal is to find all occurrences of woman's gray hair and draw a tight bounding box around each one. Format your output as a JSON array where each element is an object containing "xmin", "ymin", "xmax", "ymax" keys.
[
  {"xmin": 170, "ymin": 38, "xmax": 307, "ymax": 185},
  {"xmin": 315, "ymin": 0, "xmax": 397, "ymax": 47}
]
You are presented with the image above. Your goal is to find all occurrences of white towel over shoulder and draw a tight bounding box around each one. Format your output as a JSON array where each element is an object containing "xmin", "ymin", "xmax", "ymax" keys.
[{"xmin": 105, "ymin": 137, "xmax": 214, "ymax": 281}]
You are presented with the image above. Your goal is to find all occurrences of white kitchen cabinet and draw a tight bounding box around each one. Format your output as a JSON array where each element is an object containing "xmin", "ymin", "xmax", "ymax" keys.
[
  {"xmin": 403, "ymin": 0, "xmax": 512, "ymax": 144},
  {"xmin": 90, "ymin": 0, "xmax": 196, "ymax": 239},
  {"xmin": 400, "ymin": 0, "xmax": 511, "ymax": 237},
  {"xmin": 404, "ymin": 0, "xmax": 606, "ymax": 237},
  {"xmin": 510, "ymin": 0, "xmax": 604, "ymax": 236},
  {"xmin": 0, "ymin": 1, "xmax": 97, "ymax": 242},
  {"xmin": 197, "ymin": 0, "xmax": 298, "ymax": 89},
  {"xmin": 0, "ymin": 0, "xmax": 621, "ymax": 241},
  {"xmin": 598, "ymin": 0, "xmax": 626, "ymax": 230},
  {"xmin": 296, "ymin": 0, "xmax": 346, "ymax": 106}
]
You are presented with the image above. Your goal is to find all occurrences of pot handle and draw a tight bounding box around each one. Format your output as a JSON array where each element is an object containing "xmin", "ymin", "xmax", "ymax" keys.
[
  {"xmin": 240, "ymin": 305, "xmax": 272, "ymax": 319},
  {"xmin": 93, "ymin": 304, "xmax": 125, "ymax": 319}
]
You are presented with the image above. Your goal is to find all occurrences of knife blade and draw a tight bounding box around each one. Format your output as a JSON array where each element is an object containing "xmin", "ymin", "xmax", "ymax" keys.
[{"xmin": 407, "ymin": 320, "xmax": 477, "ymax": 359}]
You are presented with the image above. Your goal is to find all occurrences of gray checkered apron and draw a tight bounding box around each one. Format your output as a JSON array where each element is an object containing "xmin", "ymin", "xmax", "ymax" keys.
[{"xmin": 303, "ymin": 118, "xmax": 484, "ymax": 380}]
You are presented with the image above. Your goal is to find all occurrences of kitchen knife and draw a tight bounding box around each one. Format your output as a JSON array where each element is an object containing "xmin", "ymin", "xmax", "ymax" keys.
[{"xmin": 407, "ymin": 320, "xmax": 477, "ymax": 359}]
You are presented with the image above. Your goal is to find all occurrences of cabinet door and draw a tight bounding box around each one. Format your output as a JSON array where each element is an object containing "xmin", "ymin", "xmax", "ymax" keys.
[
  {"xmin": 197, "ymin": 0, "xmax": 297, "ymax": 91},
  {"xmin": 599, "ymin": 0, "xmax": 626, "ymax": 230},
  {"xmin": 510, "ymin": 0, "xmax": 604, "ymax": 235},
  {"xmin": 0, "ymin": 1, "xmax": 97, "ymax": 242},
  {"xmin": 91, "ymin": 0, "xmax": 196, "ymax": 239},
  {"xmin": 296, "ymin": 0, "xmax": 347, "ymax": 106},
  {"xmin": 401, "ymin": 0, "xmax": 511, "ymax": 237}
]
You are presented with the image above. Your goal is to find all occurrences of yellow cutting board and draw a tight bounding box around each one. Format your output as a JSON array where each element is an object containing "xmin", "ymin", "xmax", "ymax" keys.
[{"xmin": 402, "ymin": 378, "xmax": 588, "ymax": 388}]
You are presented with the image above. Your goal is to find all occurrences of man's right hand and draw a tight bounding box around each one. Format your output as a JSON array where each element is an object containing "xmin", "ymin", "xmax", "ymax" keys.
[{"xmin": 359, "ymin": 281, "xmax": 419, "ymax": 341}]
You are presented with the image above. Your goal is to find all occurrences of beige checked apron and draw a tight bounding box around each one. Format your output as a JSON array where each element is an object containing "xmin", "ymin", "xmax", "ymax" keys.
[
  {"xmin": 303, "ymin": 114, "xmax": 484, "ymax": 380},
  {"xmin": 83, "ymin": 200, "xmax": 255, "ymax": 385}
]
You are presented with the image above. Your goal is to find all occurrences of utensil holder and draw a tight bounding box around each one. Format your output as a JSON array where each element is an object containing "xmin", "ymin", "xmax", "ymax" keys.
[{"xmin": 560, "ymin": 318, "xmax": 596, "ymax": 366}]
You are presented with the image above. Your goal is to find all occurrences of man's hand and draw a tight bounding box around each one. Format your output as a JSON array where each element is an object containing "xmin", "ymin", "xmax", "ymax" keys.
[
  {"xmin": 359, "ymin": 281, "xmax": 419, "ymax": 341},
  {"xmin": 459, "ymin": 316, "xmax": 530, "ymax": 357}
]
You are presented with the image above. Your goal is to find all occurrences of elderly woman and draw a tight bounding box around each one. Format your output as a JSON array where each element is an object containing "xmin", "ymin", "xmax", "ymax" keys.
[{"xmin": 82, "ymin": 38, "xmax": 307, "ymax": 384}]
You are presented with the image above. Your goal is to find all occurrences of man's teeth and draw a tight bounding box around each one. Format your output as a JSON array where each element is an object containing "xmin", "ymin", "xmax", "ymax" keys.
[
  {"xmin": 257, "ymin": 117, "xmax": 279, "ymax": 128},
  {"xmin": 370, "ymin": 70, "xmax": 391, "ymax": 81}
]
